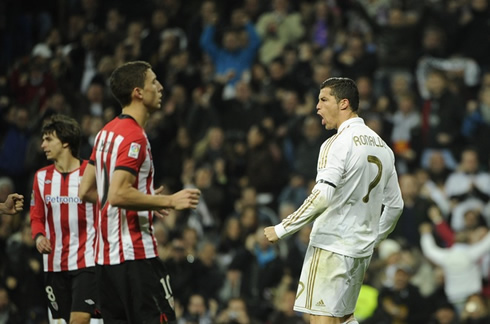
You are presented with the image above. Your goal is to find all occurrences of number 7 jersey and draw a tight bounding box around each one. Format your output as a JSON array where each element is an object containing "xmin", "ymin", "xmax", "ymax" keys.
[{"xmin": 277, "ymin": 117, "xmax": 404, "ymax": 258}]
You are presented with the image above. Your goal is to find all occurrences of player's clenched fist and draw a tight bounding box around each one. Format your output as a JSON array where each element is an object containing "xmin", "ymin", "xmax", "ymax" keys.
[
  {"xmin": 171, "ymin": 188, "xmax": 201, "ymax": 210},
  {"xmin": 264, "ymin": 226, "xmax": 279, "ymax": 243}
]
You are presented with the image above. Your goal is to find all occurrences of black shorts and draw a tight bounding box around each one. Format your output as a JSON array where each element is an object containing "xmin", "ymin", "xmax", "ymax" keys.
[
  {"xmin": 44, "ymin": 267, "xmax": 98, "ymax": 322},
  {"xmin": 96, "ymin": 257, "xmax": 176, "ymax": 324}
]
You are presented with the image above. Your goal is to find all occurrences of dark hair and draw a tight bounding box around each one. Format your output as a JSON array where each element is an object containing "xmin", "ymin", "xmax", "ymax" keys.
[
  {"xmin": 109, "ymin": 61, "xmax": 151, "ymax": 107},
  {"xmin": 320, "ymin": 77, "xmax": 360, "ymax": 112},
  {"xmin": 41, "ymin": 114, "xmax": 81, "ymax": 158}
]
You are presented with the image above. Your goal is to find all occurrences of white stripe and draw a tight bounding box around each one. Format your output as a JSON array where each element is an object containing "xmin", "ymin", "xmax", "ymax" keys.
[
  {"xmin": 84, "ymin": 201, "xmax": 95, "ymax": 267},
  {"xmin": 37, "ymin": 170, "xmax": 50, "ymax": 271},
  {"xmin": 51, "ymin": 172, "xmax": 62, "ymax": 272},
  {"xmin": 138, "ymin": 143, "xmax": 156, "ymax": 257},
  {"xmin": 95, "ymin": 130, "xmax": 108, "ymax": 264},
  {"xmin": 67, "ymin": 170, "xmax": 80, "ymax": 271}
]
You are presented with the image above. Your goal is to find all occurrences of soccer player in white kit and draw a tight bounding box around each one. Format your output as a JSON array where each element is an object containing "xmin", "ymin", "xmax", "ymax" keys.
[{"xmin": 264, "ymin": 77, "xmax": 404, "ymax": 324}]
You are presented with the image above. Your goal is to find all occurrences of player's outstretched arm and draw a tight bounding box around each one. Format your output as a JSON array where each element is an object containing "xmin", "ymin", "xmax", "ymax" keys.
[{"xmin": 108, "ymin": 169, "xmax": 200, "ymax": 211}]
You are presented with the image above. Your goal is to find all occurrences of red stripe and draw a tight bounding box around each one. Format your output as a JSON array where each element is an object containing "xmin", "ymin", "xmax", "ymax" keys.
[
  {"xmin": 44, "ymin": 169, "xmax": 55, "ymax": 271},
  {"xmin": 129, "ymin": 173, "xmax": 144, "ymax": 259},
  {"xmin": 146, "ymin": 149, "xmax": 157, "ymax": 254},
  {"xmin": 59, "ymin": 173, "xmax": 70, "ymax": 271},
  {"xmin": 77, "ymin": 202, "xmax": 87, "ymax": 269}
]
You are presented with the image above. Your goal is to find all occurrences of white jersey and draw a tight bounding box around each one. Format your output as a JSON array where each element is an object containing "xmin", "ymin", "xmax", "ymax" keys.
[{"xmin": 276, "ymin": 117, "xmax": 403, "ymax": 258}]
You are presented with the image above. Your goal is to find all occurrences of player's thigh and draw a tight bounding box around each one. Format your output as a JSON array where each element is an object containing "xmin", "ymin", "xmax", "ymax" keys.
[
  {"xmin": 127, "ymin": 258, "xmax": 176, "ymax": 323},
  {"xmin": 70, "ymin": 267, "xmax": 98, "ymax": 316},
  {"xmin": 45, "ymin": 271, "xmax": 72, "ymax": 322},
  {"xmin": 294, "ymin": 247, "xmax": 371, "ymax": 317},
  {"xmin": 95, "ymin": 264, "xmax": 128, "ymax": 322}
]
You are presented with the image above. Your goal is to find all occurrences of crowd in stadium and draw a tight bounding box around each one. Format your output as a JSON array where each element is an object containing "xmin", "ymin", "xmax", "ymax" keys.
[{"xmin": 1, "ymin": 0, "xmax": 490, "ymax": 323}]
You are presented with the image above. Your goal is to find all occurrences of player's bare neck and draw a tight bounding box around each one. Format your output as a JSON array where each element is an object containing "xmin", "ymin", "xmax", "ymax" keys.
[
  {"xmin": 122, "ymin": 104, "xmax": 148, "ymax": 128},
  {"xmin": 54, "ymin": 154, "xmax": 80, "ymax": 174}
]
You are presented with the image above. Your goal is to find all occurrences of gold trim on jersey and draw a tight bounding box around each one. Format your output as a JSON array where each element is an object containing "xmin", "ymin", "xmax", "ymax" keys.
[
  {"xmin": 283, "ymin": 189, "xmax": 320, "ymax": 229},
  {"xmin": 318, "ymin": 127, "xmax": 346, "ymax": 169}
]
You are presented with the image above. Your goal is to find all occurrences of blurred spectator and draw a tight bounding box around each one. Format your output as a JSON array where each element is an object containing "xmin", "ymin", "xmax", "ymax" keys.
[
  {"xmin": 223, "ymin": 226, "xmax": 284, "ymax": 321},
  {"xmin": 283, "ymin": 114, "xmax": 325, "ymax": 182},
  {"xmin": 140, "ymin": 8, "xmax": 169, "ymax": 62},
  {"xmin": 255, "ymin": 0, "xmax": 305, "ymax": 65},
  {"xmin": 333, "ymin": 33, "xmax": 377, "ymax": 81},
  {"xmin": 445, "ymin": 148, "xmax": 490, "ymax": 228},
  {"xmin": 462, "ymin": 86, "xmax": 490, "ymax": 167},
  {"xmin": 216, "ymin": 80, "xmax": 267, "ymax": 141},
  {"xmin": 366, "ymin": 264, "xmax": 428, "ymax": 324},
  {"xmin": 268, "ymin": 287, "xmax": 306, "ymax": 324},
  {"xmin": 215, "ymin": 297, "xmax": 255, "ymax": 324},
  {"xmin": 0, "ymin": 106, "xmax": 32, "ymax": 196},
  {"xmin": 178, "ymin": 293, "xmax": 215, "ymax": 324},
  {"xmin": 0, "ymin": 286, "xmax": 23, "ymax": 324},
  {"xmin": 166, "ymin": 237, "xmax": 197, "ymax": 308},
  {"xmin": 389, "ymin": 173, "xmax": 432, "ymax": 248},
  {"xmin": 4, "ymin": 219, "xmax": 47, "ymax": 322},
  {"xmin": 199, "ymin": 8, "xmax": 260, "ymax": 98},
  {"xmin": 460, "ymin": 293, "xmax": 490, "ymax": 324},
  {"xmin": 192, "ymin": 241, "xmax": 224, "ymax": 303},
  {"xmin": 8, "ymin": 57, "xmax": 57, "ymax": 112},
  {"xmin": 244, "ymin": 124, "xmax": 288, "ymax": 200},
  {"xmin": 390, "ymin": 92, "xmax": 421, "ymax": 174},
  {"xmin": 420, "ymin": 222, "xmax": 490, "ymax": 314},
  {"xmin": 427, "ymin": 301, "xmax": 459, "ymax": 324}
]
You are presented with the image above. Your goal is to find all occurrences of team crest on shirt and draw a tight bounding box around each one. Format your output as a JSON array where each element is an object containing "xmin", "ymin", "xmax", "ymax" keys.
[
  {"xmin": 51, "ymin": 301, "xmax": 58, "ymax": 311},
  {"xmin": 128, "ymin": 142, "xmax": 141, "ymax": 159},
  {"xmin": 30, "ymin": 191, "xmax": 35, "ymax": 206}
]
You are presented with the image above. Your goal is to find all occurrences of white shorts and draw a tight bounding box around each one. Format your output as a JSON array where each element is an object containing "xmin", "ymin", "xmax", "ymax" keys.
[{"xmin": 294, "ymin": 246, "xmax": 372, "ymax": 317}]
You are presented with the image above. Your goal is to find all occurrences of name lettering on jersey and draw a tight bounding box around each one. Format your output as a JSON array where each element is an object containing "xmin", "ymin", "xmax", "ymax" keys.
[
  {"xmin": 97, "ymin": 139, "xmax": 113, "ymax": 153},
  {"xmin": 353, "ymin": 135, "xmax": 385, "ymax": 148},
  {"xmin": 45, "ymin": 195, "xmax": 82, "ymax": 204},
  {"xmin": 128, "ymin": 142, "xmax": 141, "ymax": 159}
]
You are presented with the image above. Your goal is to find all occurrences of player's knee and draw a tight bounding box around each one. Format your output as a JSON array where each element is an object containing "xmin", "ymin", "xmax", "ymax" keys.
[{"xmin": 69, "ymin": 311, "xmax": 91, "ymax": 324}]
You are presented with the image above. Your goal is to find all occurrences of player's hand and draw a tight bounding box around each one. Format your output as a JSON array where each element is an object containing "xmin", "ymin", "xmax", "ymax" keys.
[
  {"xmin": 264, "ymin": 226, "xmax": 279, "ymax": 243},
  {"xmin": 35, "ymin": 235, "xmax": 52, "ymax": 254},
  {"xmin": 154, "ymin": 186, "xmax": 171, "ymax": 219},
  {"xmin": 2, "ymin": 193, "xmax": 24, "ymax": 215},
  {"xmin": 171, "ymin": 189, "xmax": 201, "ymax": 210}
]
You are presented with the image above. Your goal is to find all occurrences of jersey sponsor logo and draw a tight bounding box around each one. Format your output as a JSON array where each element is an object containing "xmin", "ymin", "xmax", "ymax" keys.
[
  {"xmin": 45, "ymin": 195, "xmax": 82, "ymax": 204},
  {"xmin": 128, "ymin": 142, "xmax": 141, "ymax": 159},
  {"xmin": 45, "ymin": 180, "xmax": 52, "ymax": 184},
  {"xmin": 315, "ymin": 299, "xmax": 325, "ymax": 307}
]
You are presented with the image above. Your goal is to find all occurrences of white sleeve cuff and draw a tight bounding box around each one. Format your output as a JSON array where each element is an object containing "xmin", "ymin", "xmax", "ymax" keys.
[{"xmin": 275, "ymin": 223, "xmax": 287, "ymax": 239}]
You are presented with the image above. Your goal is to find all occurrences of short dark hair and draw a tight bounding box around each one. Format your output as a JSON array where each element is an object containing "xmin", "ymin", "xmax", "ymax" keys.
[
  {"xmin": 320, "ymin": 77, "xmax": 360, "ymax": 112},
  {"xmin": 41, "ymin": 114, "xmax": 81, "ymax": 158},
  {"xmin": 109, "ymin": 61, "xmax": 151, "ymax": 107}
]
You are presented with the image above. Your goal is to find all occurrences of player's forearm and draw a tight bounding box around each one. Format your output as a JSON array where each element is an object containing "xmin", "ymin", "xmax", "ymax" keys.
[
  {"xmin": 108, "ymin": 186, "xmax": 173, "ymax": 211},
  {"xmin": 0, "ymin": 203, "xmax": 6, "ymax": 214},
  {"xmin": 376, "ymin": 206, "xmax": 403, "ymax": 245},
  {"xmin": 277, "ymin": 184, "xmax": 332, "ymax": 238}
]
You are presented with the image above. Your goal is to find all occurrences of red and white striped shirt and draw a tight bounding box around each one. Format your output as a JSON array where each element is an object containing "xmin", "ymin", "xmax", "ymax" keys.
[
  {"xmin": 30, "ymin": 160, "xmax": 96, "ymax": 272},
  {"xmin": 90, "ymin": 115, "xmax": 158, "ymax": 265}
]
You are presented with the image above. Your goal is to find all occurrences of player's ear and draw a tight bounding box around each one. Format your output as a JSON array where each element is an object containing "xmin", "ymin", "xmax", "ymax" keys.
[
  {"xmin": 133, "ymin": 87, "xmax": 143, "ymax": 100},
  {"xmin": 340, "ymin": 98, "xmax": 349, "ymax": 110}
]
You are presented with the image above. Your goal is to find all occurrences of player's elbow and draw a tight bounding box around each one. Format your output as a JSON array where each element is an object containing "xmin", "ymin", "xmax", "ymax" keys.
[
  {"xmin": 79, "ymin": 187, "xmax": 90, "ymax": 202},
  {"xmin": 108, "ymin": 191, "xmax": 124, "ymax": 208}
]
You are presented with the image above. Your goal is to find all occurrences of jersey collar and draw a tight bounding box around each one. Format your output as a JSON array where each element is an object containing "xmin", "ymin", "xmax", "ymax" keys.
[{"xmin": 338, "ymin": 117, "xmax": 364, "ymax": 132}]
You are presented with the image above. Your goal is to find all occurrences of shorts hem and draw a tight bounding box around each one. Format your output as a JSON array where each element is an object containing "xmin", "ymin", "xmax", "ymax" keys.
[{"xmin": 294, "ymin": 305, "xmax": 354, "ymax": 317}]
